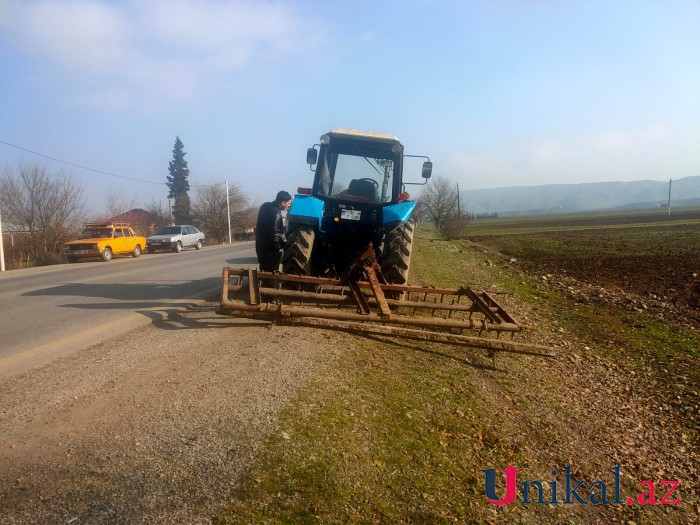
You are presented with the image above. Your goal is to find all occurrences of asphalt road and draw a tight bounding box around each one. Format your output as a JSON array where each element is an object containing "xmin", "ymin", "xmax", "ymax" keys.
[{"xmin": 0, "ymin": 242, "xmax": 257, "ymax": 378}]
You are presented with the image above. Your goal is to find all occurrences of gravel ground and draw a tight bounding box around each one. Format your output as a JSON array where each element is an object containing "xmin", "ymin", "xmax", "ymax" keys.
[
  {"xmin": 0, "ymin": 304, "xmax": 343, "ymax": 524},
  {"xmin": 2, "ymin": 243, "xmax": 697, "ymax": 524}
]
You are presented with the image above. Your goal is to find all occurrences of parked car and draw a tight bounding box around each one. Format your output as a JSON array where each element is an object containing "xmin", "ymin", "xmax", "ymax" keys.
[
  {"xmin": 63, "ymin": 222, "xmax": 147, "ymax": 262},
  {"xmin": 146, "ymin": 225, "xmax": 205, "ymax": 253}
]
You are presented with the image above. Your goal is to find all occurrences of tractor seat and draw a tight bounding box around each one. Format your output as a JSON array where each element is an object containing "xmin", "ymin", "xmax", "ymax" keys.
[{"xmin": 347, "ymin": 179, "xmax": 377, "ymax": 201}]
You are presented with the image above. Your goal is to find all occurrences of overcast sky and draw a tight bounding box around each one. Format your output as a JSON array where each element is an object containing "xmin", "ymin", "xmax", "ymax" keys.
[{"xmin": 1, "ymin": 0, "xmax": 698, "ymax": 211}]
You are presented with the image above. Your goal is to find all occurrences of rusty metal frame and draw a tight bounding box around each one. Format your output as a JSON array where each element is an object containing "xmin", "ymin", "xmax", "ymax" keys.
[{"xmin": 220, "ymin": 261, "xmax": 554, "ymax": 357}]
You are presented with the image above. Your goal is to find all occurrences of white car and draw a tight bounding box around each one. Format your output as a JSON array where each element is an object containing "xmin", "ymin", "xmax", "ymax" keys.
[{"xmin": 146, "ymin": 225, "xmax": 205, "ymax": 253}]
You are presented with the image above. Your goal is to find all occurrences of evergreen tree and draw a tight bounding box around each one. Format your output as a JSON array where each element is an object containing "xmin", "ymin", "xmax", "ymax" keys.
[
  {"xmin": 172, "ymin": 193, "xmax": 191, "ymax": 226},
  {"xmin": 167, "ymin": 136, "xmax": 191, "ymax": 223}
]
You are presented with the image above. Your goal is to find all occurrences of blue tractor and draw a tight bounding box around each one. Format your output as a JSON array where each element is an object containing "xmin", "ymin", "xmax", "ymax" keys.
[
  {"xmin": 282, "ymin": 129, "xmax": 432, "ymax": 283},
  {"xmin": 221, "ymin": 131, "xmax": 545, "ymax": 356}
]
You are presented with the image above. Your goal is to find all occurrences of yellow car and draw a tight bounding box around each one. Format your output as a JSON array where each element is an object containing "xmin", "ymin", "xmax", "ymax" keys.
[{"xmin": 63, "ymin": 222, "xmax": 147, "ymax": 262}]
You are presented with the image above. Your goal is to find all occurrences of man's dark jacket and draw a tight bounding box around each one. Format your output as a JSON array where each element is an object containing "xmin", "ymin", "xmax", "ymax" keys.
[{"xmin": 255, "ymin": 201, "xmax": 286, "ymax": 271}]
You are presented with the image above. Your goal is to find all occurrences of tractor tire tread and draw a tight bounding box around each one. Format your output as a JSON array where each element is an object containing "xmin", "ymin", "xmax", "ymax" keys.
[
  {"xmin": 381, "ymin": 218, "xmax": 414, "ymax": 285},
  {"xmin": 282, "ymin": 227, "xmax": 315, "ymax": 275}
]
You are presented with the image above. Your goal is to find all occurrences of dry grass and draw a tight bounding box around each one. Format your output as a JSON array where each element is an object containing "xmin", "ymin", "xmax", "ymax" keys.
[{"xmin": 217, "ymin": 224, "xmax": 699, "ymax": 524}]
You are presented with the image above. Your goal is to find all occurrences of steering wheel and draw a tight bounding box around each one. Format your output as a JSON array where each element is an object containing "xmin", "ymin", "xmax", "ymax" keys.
[{"xmin": 358, "ymin": 177, "xmax": 379, "ymax": 189}]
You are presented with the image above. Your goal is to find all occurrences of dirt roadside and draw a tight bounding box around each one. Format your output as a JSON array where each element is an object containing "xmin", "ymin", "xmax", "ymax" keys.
[
  {"xmin": 0, "ymin": 306, "xmax": 344, "ymax": 524},
  {"xmin": 1, "ymin": 234, "xmax": 698, "ymax": 524}
]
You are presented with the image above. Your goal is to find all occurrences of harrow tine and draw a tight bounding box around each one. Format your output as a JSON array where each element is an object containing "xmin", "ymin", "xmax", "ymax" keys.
[
  {"xmin": 289, "ymin": 317, "xmax": 555, "ymax": 357},
  {"xmin": 248, "ymin": 268, "xmax": 260, "ymax": 305},
  {"xmin": 448, "ymin": 297, "xmax": 455, "ymax": 319},
  {"xmin": 219, "ymin": 265, "xmax": 553, "ymax": 356}
]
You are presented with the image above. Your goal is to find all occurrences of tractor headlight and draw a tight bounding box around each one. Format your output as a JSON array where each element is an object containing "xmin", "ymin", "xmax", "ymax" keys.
[{"xmin": 320, "ymin": 134, "xmax": 330, "ymax": 145}]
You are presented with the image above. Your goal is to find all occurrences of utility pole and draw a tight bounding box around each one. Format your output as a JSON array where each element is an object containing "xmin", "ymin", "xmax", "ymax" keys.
[
  {"xmin": 225, "ymin": 180, "xmax": 232, "ymax": 244},
  {"xmin": 667, "ymin": 178, "xmax": 672, "ymax": 216},
  {"xmin": 456, "ymin": 182, "xmax": 461, "ymax": 218},
  {"xmin": 0, "ymin": 203, "xmax": 5, "ymax": 272}
]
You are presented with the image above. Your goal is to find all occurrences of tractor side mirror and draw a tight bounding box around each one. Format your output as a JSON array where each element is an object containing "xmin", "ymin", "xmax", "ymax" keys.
[
  {"xmin": 422, "ymin": 161, "xmax": 433, "ymax": 179},
  {"xmin": 306, "ymin": 148, "xmax": 318, "ymax": 165}
]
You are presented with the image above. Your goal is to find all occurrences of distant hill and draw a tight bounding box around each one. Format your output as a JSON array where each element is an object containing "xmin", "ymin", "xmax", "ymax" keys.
[{"xmin": 460, "ymin": 176, "xmax": 700, "ymax": 216}]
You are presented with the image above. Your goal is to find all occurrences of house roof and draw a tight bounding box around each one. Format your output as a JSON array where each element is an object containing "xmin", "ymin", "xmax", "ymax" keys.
[{"xmin": 111, "ymin": 209, "xmax": 164, "ymax": 236}]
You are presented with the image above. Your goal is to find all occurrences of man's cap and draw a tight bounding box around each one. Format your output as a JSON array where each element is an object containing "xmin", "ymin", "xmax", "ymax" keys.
[{"xmin": 275, "ymin": 190, "xmax": 292, "ymax": 203}]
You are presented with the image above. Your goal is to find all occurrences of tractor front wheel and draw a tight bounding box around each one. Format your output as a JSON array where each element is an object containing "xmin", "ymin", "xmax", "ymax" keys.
[{"xmin": 282, "ymin": 226, "xmax": 315, "ymax": 275}]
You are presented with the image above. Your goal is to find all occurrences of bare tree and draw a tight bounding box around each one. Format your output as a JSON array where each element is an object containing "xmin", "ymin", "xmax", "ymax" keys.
[
  {"xmin": 418, "ymin": 176, "xmax": 459, "ymax": 232},
  {"xmin": 191, "ymin": 183, "xmax": 252, "ymax": 244},
  {"xmin": 106, "ymin": 188, "xmax": 140, "ymax": 220},
  {"xmin": 227, "ymin": 183, "xmax": 258, "ymax": 240},
  {"xmin": 0, "ymin": 164, "xmax": 85, "ymax": 265},
  {"xmin": 233, "ymin": 202, "xmax": 260, "ymax": 240},
  {"xmin": 144, "ymin": 198, "xmax": 171, "ymax": 233},
  {"xmin": 440, "ymin": 213, "xmax": 469, "ymax": 240},
  {"xmin": 86, "ymin": 188, "xmax": 140, "ymax": 223},
  {"xmin": 191, "ymin": 184, "xmax": 228, "ymax": 243},
  {"xmin": 417, "ymin": 176, "xmax": 469, "ymax": 239}
]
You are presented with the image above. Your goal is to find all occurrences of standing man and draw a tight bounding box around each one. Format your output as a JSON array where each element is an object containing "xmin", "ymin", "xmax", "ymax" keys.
[{"xmin": 255, "ymin": 190, "xmax": 292, "ymax": 272}]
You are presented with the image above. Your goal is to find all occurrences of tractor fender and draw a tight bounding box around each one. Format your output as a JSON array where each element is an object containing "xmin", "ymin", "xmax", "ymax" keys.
[
  {"xmin": 288, "ymin": 195, "xmax": 324, "ymax": 230},
  {"xmin": 382, "ymin": 201, "xmax": 416, "ymax": 225}
]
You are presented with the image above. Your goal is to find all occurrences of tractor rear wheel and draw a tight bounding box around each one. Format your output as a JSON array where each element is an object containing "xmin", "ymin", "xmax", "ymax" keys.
[
  {"xmin": 381, "ymin": 219, "xmax": 414, "ymax": 285},
  {"xmin": 282, "ymin": 226, "xmax": 315, "ymax": 275}
]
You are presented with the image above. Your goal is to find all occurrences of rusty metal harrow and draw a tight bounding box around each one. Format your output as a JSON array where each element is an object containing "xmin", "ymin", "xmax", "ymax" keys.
[{"xmin": 219, "ymin": 249, "xmax": 554, "ymax": 358}]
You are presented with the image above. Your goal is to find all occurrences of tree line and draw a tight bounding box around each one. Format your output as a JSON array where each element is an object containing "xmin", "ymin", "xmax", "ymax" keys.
[
  {"xmin": 0, "ymin": 137, "xmax": 256, "ymax": 269},
  {"xmin": 1, "ymin": 137, "xmax": 478, "ymax": 269},
  {"xmin": 469, "ymin": 212, "xmax": 499, "ymax": 220}
]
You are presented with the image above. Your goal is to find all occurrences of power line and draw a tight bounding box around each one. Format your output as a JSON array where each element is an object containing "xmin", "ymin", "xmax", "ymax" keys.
[
  {"xmin": 0, "ymin": 139, "xmax": 165, "ymax": 185},
  {"xmin": 1, "ymin": 138, "xmax": 269, "ymax": 203}
]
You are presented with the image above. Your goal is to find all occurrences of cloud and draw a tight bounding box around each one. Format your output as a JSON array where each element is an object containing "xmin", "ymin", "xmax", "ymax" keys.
[
  {"xmin": 21, "ymin": 0, "xmax": 128, "ymax": 70},
  {"xmin": 643, "ymin": 124, "xmax": 669, "ymax": 140},
  {"xmin": 446, "ymin": 151, "xmax": 518, "ymax": 185},
  {"xmin": 138, "ymin": 0, "xmax": 312, "ymax": 69},
  {"xmin": 592, "ymin": 124, "xmax": 670, "ymax": 152},
  {"xmin": 531, "ymin": 140, "xmax": 566, "ymax": 164},
  {"xmin": 5, "ymin": 0, "xmax": 319, "ymax": 109},
  {"xmin": 446, "ymin": 123, "xmax": 675, "ymax": 188}
]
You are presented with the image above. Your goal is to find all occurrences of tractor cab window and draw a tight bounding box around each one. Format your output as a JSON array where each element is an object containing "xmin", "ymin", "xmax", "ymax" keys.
[{"xmin": 318, "ymin": 150, "xmax": 395, "ymax": 203}]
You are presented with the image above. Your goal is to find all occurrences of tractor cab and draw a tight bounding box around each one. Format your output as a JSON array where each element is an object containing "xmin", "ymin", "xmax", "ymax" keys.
[
  {"xmin": 309, "ymin": 130, "xmax": 404, "ymax": 205},
  {"xmin": 306, "ymin": 129, "xmax": 432, "ymax": 205}
]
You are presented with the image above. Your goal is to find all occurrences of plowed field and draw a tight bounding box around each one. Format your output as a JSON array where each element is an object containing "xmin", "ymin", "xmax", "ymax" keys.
[{"xmin": 466, "ymin": 209, "xmax": 700, "ymax": 327}]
